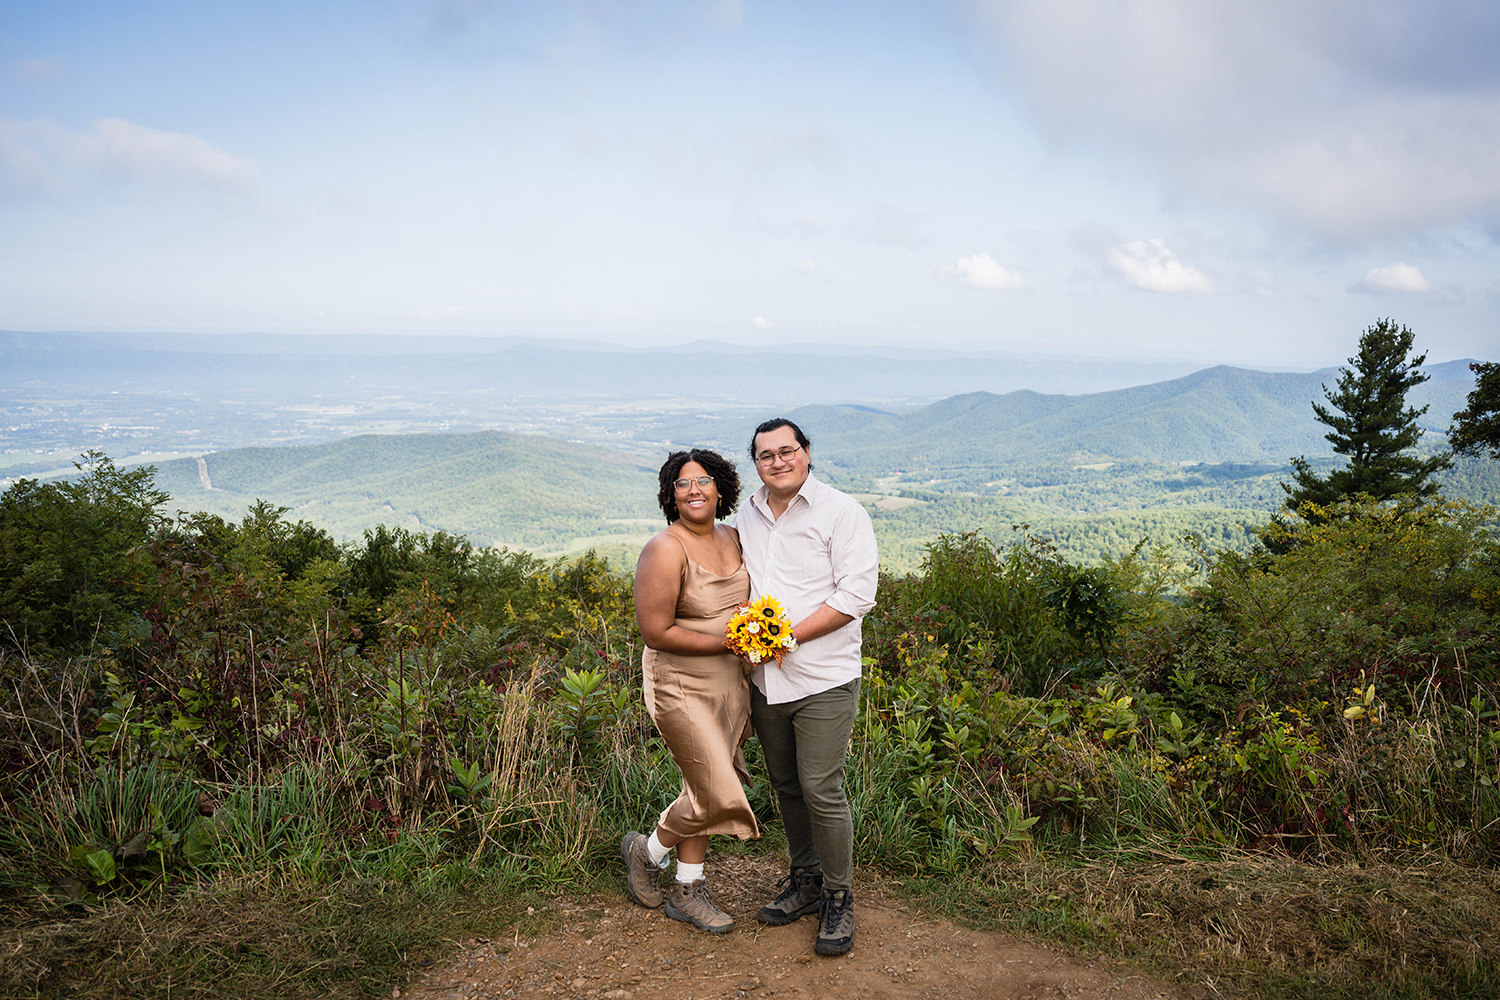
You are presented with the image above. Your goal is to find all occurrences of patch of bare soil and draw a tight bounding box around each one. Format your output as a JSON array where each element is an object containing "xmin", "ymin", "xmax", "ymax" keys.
[{"xmin": 404, "ymin": 856, "xmax": 1189, "ymax": 1000}]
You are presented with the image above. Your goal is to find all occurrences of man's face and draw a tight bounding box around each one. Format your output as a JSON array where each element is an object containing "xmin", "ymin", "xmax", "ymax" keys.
[{"xmin": 753, "ymin": 425, "xmax": 811, "ymax": 495}]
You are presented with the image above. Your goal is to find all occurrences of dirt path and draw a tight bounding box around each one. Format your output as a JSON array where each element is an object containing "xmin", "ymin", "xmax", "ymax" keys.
[{"xmin": 404, "ymin": 856, "xmax": 1190, "ymax": 1000}]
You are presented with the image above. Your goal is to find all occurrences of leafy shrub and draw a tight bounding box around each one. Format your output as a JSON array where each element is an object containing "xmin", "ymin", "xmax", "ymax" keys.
[
  {"xmin": 0, "ymin": 452, "xmax": 168, "ymax": 651},
  {"xmin": 869, "ymin": 530, "xmax": 1078, "ymax": 696},
  {"xmin": 1136, "ymin": 497, "xmax": 1500, "ymax": 716},
  {"xmin": 7, "ymin": 459, "xmax": 1500, "ymax": 927}
]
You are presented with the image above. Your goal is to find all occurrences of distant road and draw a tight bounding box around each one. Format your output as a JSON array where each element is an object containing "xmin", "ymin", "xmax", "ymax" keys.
[{"xmin": 197, "ymin": 457, "xmax": 219, "ymax": 492}]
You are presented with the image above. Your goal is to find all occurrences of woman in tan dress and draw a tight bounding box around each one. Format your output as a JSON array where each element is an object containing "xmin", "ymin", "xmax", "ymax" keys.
[{"xmin": 622, "ymin": 448, "xmax": 758, "ymax": 933}]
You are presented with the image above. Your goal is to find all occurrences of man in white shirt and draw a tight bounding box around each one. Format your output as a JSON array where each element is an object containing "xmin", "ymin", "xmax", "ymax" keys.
[{"xmin": 734, "ymin": 417, "xmax": 878, "ymax": 957}]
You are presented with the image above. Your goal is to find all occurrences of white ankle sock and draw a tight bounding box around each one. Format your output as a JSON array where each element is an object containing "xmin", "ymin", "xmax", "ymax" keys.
[
  {"xmin": 645, "ymin": 831, "xmax": 671, "ymax": 867},
  {"xmin": 674, "ymin": 860, "xmax": 704, "ymax": 883}
]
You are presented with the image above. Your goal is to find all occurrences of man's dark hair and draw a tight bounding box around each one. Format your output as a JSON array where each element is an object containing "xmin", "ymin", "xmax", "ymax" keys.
[
  {"xmin": 748, "ymin": 418, "xmax": 812, "ymax": 470},
  {"xmin": 656, "ymin": 449, "xmax": 741, "ymax": 524}
]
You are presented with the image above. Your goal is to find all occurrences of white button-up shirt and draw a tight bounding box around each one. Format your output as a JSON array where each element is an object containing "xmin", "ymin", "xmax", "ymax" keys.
[{"xmin": 734, "ymin": 473, "xmax": 879, "ymax": 704}]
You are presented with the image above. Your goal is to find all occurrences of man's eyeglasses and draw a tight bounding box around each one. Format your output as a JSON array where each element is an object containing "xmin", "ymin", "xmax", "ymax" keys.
[
  {"xmin": 754, "ymin": 445, "xmax": 804, "ymax": 466},
  {"xmin": 673, "ymin": 476, "xmax": 715, "ymax": 492}
]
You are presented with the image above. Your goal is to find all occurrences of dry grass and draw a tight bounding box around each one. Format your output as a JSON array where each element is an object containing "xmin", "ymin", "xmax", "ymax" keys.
[
  {"xmin": 903, "ymin": 849, "xmax": 1500, "ymax": 999},
  {"xmin": 0, "ymin": 876, "xmax": 553, "ymax": 1000}
]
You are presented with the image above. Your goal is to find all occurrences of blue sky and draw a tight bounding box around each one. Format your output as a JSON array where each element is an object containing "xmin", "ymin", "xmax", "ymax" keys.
[{"xmin": 2, "ymin": 0, "xmax": 1498, "ymax": 366}]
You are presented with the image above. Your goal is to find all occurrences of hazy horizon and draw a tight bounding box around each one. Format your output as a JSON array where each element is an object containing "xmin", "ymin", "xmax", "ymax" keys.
[{"xmin": 4, "ymin": 326, "xmax": 1354, "ymax": 370}]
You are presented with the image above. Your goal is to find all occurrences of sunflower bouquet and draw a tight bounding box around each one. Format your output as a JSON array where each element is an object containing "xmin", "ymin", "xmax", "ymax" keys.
[{"xmin": 724, "ymin": 594, "xmax": 799, "ymax": 667}]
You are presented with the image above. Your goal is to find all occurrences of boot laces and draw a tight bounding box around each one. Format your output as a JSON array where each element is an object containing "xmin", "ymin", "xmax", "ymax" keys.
[{"xmin": 821, "ymin": 889, "xmax": 850, "ymax": 933}]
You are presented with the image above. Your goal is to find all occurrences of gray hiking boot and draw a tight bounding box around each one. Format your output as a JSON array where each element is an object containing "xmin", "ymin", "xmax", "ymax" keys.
[
  {"xmin": 664, "ymin": 879, "xmax": 734, "ymax": 934},
  {"xmin": 815, "ymin": 887, "xmax": 855, "ymax": 956},
  {"xmin": 756, "ymin": 866, "xmax": 823, "ymax": 925},
  {"xmin": 620, "ymin": 831, "xmax": 664, "ymax": 909}
]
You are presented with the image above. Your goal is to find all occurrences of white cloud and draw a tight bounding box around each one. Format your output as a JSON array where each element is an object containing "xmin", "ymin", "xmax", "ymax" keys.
[
  {"xmin": 789, "ymin": 259, "xmax": 833, "ymax": 282},
  {"xmin": 977, "ymin": 1, "xmax": 1500, "ymax": 239},
  {"xmin": 94, "ymin": 119, "xmax": 260, "ymax": 190},
  {"xmin": 752, "ymin": 315, "xmax": 774, "ymax": 328},
  {"xmin": 1350, "ymin": 262, "xmax": 1433, "ymax": 294},
  {"xmin": 0, "ymin": 116, "xmax": 260, "ymax": 196},
  {"xmin": 1108, "ymin": 239, "xmax": 1213, "ymax": 294},
  {"xmin": 936, "ymin": 251, "xmax": 1027, "ymax": 290},
  {"xmin": 791, "ymin": 216, "xmax": 829, "ymax": 240}
]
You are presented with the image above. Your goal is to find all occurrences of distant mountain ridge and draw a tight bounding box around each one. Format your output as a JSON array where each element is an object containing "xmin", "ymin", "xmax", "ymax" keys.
[
  {"xmin": 132, "ymin": 359, "xmax": 1489, "ymax": 561},
  {"xmin": 649, "ymin": 362, "xmax": 1477, "ymax": 474},
  {"xmin": 807, "ymin": 366, "xmax": 1321, "ymax": 469}
]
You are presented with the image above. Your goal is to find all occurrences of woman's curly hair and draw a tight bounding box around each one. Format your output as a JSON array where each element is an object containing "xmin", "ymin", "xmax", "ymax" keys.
[{"xmin": 656, "ymin": 449, "xmax": 741, "ymax": 524}]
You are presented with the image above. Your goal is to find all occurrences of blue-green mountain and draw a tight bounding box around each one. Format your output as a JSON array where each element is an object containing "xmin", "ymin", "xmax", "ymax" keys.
[{"xmin": 143, "ymin": 360, "xmax": 1491, "ymax": 571}]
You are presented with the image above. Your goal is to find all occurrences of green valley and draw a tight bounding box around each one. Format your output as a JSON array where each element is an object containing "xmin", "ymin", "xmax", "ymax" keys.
[
  {"xmin": 137, "ymin": 357, "xmax": 1495, "ymax": 574},
  {"xmin": 149, "ymin": 431, "xmax": 663, "ymax": 552}
]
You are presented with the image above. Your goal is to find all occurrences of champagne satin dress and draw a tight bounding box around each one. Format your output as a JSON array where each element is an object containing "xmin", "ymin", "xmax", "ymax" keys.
[{"xmin": 641, "ymin": 535, "xmax": 760, "ymax": 840}]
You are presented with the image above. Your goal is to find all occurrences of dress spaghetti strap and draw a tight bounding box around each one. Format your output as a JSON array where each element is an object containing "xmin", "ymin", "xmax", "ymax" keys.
[{"xmin": 666, "ymin": 526, "xmax": 745, "ymax": 579}]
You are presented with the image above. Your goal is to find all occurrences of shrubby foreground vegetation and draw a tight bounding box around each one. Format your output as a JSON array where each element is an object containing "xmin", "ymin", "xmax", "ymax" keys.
[{"xmin": 2, "ymin": 451, "xmax": 1499, "ymax": 999}]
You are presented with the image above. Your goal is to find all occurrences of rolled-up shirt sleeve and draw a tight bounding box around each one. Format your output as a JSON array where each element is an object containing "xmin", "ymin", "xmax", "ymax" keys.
[{"xmin": 823, "ymin": 502, "xmax": 878, "ymax": 620}]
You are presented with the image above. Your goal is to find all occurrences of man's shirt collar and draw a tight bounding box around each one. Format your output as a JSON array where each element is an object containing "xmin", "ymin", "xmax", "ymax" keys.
[{"xmin": 751, "ymin": 472, "xmax": 820, "ymax": 520}]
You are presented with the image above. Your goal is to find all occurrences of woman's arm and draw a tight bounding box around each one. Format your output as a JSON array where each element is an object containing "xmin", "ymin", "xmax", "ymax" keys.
[{"xmin": 634, "ymin": 534, "xmax": 733, "ymax": 656}]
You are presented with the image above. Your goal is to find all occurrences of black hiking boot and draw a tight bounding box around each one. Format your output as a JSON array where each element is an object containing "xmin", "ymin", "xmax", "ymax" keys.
[
  {"xmin": 814, "ymin": 887, "xmax": 855, "ymax": 956},
  {"xmin": 756, "ymin": 866, "xmax": 823, "ymax": 925}
]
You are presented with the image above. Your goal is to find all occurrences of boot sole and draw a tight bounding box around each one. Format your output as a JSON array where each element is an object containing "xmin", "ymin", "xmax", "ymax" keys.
[
  {"xmin": 665, "ymin": 899, "xmax": 734, "ymax": 934},
  {"xmin": 756, "ymin": 900, "xmax": 821, "ymax": 926},
  {"xmin": 815, "ymin": 933, "xmax": 853, "ymax": 956}
]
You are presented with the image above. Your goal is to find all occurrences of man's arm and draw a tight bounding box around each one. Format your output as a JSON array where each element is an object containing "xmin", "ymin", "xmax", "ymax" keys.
[
  {"xmin": 790, "ymin": 603, "xmax": 855, "ymax": 645},
  {"xmin": 818, "ymin": 501, "xmax": 879, "ymax": 621},
  {"xmin": 790, "ymin": 501, "xmax": 878, "ymax": 642}
]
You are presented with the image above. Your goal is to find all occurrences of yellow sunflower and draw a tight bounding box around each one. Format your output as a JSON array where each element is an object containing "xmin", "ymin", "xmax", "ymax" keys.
[{"xmin": 724, "ymin": 594, "xmax": 796, "ymax": 667}]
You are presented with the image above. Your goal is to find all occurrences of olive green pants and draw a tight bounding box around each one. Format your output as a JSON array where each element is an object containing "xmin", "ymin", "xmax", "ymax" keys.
[{"xmin": 750, "ymin": 677, "xmax": 860, "ymax": 892}]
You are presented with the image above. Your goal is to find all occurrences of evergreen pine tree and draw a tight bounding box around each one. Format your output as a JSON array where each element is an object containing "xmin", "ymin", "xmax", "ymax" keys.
[
  {"xmin": 1283, "ymin": 319, "xmax": 1451, "ymax": 508},
  {"xmin": 1449, "ymin": 361, "xmax": 1500, "ymax": 460}
]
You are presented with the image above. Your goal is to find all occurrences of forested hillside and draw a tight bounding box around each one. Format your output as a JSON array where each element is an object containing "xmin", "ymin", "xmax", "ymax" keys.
[
  {"xmin": 799, "ymin": 361, "xmax": 1477, "ymax": 475},
  {"xmin": 150, "ymin": 431, "xmax": 662, "ymax": 551},
  {"xmin": 135, "ymin": 359, "xmax": 1493, "ymax": 571},
  {"xmin": 867, "ymin": 497, "xmax": 1267, "ymax": 570}
]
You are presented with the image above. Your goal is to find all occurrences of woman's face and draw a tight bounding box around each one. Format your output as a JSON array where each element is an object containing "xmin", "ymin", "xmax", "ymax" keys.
[{"xmin": 672, "ymin": 460, "xmax": 720, "ymax": 524}]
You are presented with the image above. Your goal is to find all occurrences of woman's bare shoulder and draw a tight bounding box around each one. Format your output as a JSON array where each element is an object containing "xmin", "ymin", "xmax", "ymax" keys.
[{"xmin": 637, "ymin": 528, "xmax": 688, "ymax": 569}]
